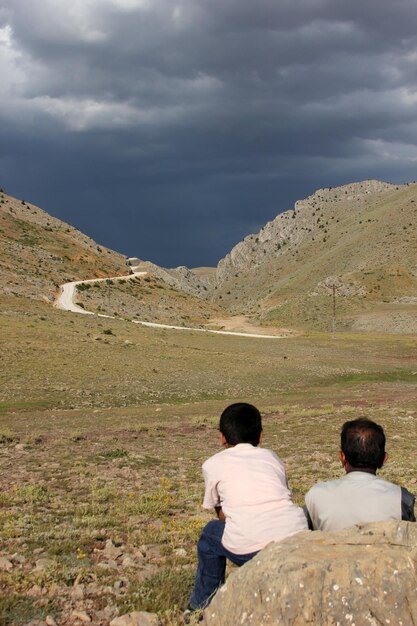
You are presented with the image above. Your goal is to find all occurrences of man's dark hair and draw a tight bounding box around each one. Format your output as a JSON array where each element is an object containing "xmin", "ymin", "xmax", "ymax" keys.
[
  {"xmin": 341, "ymin": 418, "xmax": 386, "ymax": 470},
  {"xmin": 219, "ymin": 403, "xmax": 262, "ymax": 446}
]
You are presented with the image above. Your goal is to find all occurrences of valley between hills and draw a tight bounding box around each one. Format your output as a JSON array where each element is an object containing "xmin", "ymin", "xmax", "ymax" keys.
[{"xmin": 0, "ymin": 181, "xmax": 416, "ymax": 625}]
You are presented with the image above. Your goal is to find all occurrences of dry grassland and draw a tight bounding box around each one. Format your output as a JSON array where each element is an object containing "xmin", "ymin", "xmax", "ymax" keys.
[
  {"xmin": 214, "ymin": 182, "xmax": 417, "ymax": 333},
  {"xmin": 1, "ymin": 295, "xmax": 417, "ymax": 625},
  {"xmin": 73, "ymin": 275, "xmax": 223, "ymax": 327}
]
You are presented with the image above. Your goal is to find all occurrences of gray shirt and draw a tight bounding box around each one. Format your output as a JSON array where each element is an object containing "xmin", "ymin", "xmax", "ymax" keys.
[{"xmin": 304, "ymin": 471, "xmax": 414, "ymax": 531}]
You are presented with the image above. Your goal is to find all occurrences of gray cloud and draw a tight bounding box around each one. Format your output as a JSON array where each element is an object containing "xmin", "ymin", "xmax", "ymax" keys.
[{"xmin": 1, "ymin": 0, "xmax": 417, "ymax": 266}]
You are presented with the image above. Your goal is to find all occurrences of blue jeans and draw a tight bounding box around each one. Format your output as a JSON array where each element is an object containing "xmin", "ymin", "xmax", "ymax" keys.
[{"xmin": 189, "ymin": 519, "xmax": 258, "ymax": 610}]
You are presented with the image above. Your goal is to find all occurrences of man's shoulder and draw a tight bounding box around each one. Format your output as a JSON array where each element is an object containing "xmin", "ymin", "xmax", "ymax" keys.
[
  {"xmin": 306, "ymin": 476, "xmax": 345, "ymax": 498},
  {"xmin": 306, "ymin": 472, "xmax": 401, "ymax": 501}
]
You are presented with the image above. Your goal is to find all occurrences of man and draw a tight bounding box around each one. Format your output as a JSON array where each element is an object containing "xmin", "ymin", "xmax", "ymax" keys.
[{"xmin": 304, "ymin": 417, "xmax": 415, "ymax": 531}]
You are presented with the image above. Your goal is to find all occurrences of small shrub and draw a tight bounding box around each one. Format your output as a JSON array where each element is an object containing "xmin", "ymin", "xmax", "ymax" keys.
[
  {"xmin": 98, "ymin": 448, "xmax": 128, "ymax": 460},
  {"xmin": 0, "ymin": 428, "xmax": 17, "ymax": 445},
  {"xmin": 116, "ymin": 568, "xmax": 195, "ymax": 614}
]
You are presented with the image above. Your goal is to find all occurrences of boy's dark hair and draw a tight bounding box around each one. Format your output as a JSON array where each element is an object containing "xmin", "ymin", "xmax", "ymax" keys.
[
  {"xmin": 219, "ymin": 403, "xmax": 262, "ymax": 446},
  {"xmin": 341, "ymin": 418, "xmax": 386, "ymax": 470}
]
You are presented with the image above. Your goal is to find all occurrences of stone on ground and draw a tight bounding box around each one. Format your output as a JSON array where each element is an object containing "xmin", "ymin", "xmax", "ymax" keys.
[
  {"xmin": 203, "ymin": 521, "xmax": 417, "ymax": 625},
  {"xmin": 110, "ymin": 611, "xmax": 160, "ymax": 626}
]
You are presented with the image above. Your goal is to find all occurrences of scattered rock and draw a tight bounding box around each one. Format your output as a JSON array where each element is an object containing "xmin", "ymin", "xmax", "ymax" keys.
[
  {"xmin": 11, "ymin": 552, "xmax": 26, "ymax": 564},
  {"xmin": 35, "ymin": 557, "xmax": 53, "ymax": 570},
  {"xmin": 45, "ymin": 617, "xmax": 57, "ymax": 626},
  {"xmin": 113, "ymin": 578, "xmax": 129, "ymax": 593},
  {"xmin": 110, "ymin": 611, "xmax": 160, "ymax": 626},
  {"xmin": 133, "ymin": 547, "xmax": 147, "ymax": 560},
  {"xmin": 98, "ymin": 558, "xmax": 118, "ymax": 570},
  {"xmin": 121, "ymin": 555, "xmax": 135, "ymax": 568},
  {"xmin": 103, "ymin": 539, "xmax": 124, "ymax": 560},
  {"xmin": 203, "ymin": 521, "xmax": 417, "ymax": 625},
  {"xmin": 70, "ymin": 584, "xmax": 85, "ymax": 601},
  {"xmin": 0, "ymin": 556, "xmax": 13, "ymax": 571},
  {"xmin": 27, "ymin": 584, "xmax": 43, "ymax": 597},
  {"xmin": 70, "ymin": 610, "xmax": 91, "ymax": 623},
  {"xmin": 144, "ymin": 545, "xmax": 162, "ymax": 561},
  {"xmin": 96, "ymin": 604, "xmax": 118, "ymax": 621},
  {"xmin": 173, "ymin": 548, "xmax": 187, "ymax": 557},
  {"xmin": 86, "ymin": 581, "xmax": 101, "ymax": 595}
]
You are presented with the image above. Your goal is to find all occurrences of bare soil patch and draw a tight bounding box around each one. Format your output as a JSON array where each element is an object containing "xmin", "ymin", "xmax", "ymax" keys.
[{"xmin": 206, "ymin": 315, "xmax": 297, "ymax": 336}]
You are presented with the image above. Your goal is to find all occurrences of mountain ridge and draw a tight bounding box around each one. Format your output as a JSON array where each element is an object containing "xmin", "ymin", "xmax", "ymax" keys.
[
  {"xmin": 216, "ymin": 180, "xmax": 400, "ymax": 283},
  {"xmin": 1, "ymin": 179, "xmax": 416, "ymax": 334},
  {"xmin": 211, "ymin": 179, "xmax": 417, "ymax": 333}
]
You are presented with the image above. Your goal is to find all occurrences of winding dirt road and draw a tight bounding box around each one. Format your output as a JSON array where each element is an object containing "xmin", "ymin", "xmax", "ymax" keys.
[{"xmin": 54, "ymin": 273, "xmax": 285, "ymax": 339}]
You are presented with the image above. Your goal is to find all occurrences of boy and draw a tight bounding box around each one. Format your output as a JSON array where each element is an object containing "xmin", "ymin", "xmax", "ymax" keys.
[{"xmin": 188, "ymin": 402, "xmax": 308, "ymax": 611}]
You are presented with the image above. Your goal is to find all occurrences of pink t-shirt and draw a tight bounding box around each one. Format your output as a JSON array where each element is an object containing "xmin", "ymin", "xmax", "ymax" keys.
[{"xmin": 202, "ymin": 443, "xmax": 307, "ymax": 554}]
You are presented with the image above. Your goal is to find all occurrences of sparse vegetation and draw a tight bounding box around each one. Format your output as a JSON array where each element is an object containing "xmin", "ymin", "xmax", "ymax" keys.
[
  {"xmin": 76, "ymin": 283, "xmax": 91, "ymax": 292},
  {"xmin": 1, "ymin": 182, "xmax": 417, "ymax": 624},
  {"xmin": 74, "ymin": 272, "xmax": 223, "ymax": 325},
  {"xmin": 0, "ymin": 192, "xmax": 129, "ymax": 302},
  {"xmin": 214, "ymin": 181, "xmax": 417, "ymax": 334},
  {"xmin": 0, "ymin": 318, "xmax": 416, "ymax": 624}
]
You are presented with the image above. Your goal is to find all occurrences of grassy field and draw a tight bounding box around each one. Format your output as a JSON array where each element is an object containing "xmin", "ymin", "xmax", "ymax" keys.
[{"xmin": 1, "ymin": 294, "xmax": 417, "ymax": 625}]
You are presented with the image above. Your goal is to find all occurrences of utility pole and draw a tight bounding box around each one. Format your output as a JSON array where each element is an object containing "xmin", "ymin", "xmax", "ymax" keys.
[
  {"xmin": 332, "ymin": 284, "xmax": 336, "ymax": 337},
  {"xmin": 107, "ymin": 280, "xmax": 111, "ymax": 312}
]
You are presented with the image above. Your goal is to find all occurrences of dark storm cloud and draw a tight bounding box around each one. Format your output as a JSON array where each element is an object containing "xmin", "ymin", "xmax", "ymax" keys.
[{"xmin": 1, "ymin": 0, "xmax": 417, "ymax": 266}]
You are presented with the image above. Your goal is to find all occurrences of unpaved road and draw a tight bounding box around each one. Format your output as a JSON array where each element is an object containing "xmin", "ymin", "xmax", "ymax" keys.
[
  {"xmin": 54, "ymin": 273, "xmax": 285, "ymax": 339},
  {"xmin": 55, "ymin": 273, "xmax": 147, "ymax": 315}
]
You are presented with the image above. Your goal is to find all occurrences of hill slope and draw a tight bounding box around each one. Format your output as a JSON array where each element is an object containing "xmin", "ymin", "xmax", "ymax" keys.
[
  {"xmin": 212, "ymin": 180, "xmax": 417, "ymax": 333},
  {"xmin": 0, "ymin": 190, "xmax": 130, "ymax": 301},
  {"xmin": 0, "ymin": 190, "xmax": 225, "ymax": 326}
]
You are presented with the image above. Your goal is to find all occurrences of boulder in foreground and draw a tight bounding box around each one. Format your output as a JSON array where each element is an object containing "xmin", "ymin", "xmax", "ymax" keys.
[{"xmin": 203, "ymin": 521, "xmax": 417, "ymax": 625}]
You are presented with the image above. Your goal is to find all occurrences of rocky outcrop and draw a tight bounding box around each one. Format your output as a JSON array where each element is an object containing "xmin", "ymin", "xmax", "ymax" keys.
[
  {"xmin": 139, "ymin": 261, "xmax": 215, "ymax": 298},
  {"xmin": 203, "ymin": 521, "xmax": 417, "ymax": 625},
  {"xmin": 313, "ymin": 275, "xmax": 367, "ymax": 297},
  {"xmin": 215, "ymin": 180, "xmax": 399, "ymax": 286}
]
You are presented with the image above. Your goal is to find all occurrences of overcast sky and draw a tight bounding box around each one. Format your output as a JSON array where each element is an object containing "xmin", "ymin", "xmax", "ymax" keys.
[{"xmin": 1, "ymin": 0, "xmax": 417, "ymax": 267}]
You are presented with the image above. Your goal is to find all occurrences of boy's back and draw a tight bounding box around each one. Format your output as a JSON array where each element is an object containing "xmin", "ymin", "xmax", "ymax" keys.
[
  {"xmin": 188, "ymin": 402, "xmax": 307, "ymax": 614},
  {"xmin": 203, "ymin": 443, "xmax": 307, "ymax": 553}
]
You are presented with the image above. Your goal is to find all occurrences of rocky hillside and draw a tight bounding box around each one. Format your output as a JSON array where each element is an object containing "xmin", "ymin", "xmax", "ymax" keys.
[
  {"xmin": 3, "ymin": 180, "xmax": 416, "ymax": 334},
  {"xmin": 74, "ymin": 271, "xmax": 224, "ymax": 327},
  {"xmin": 0, "ymin": 189, "xmax": 224, "ymax": 326},
  {"xmin": 0, "ymin": 189, "xmax": 130, "ymax": 302},
  {"xmin": 212, "ymin": 180, "xmax": 417, "ymax": 333},
  {"xmin": 132, "ymin": 261, "xmax": 216, "ymax": 299}
]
